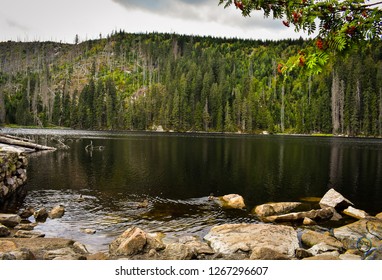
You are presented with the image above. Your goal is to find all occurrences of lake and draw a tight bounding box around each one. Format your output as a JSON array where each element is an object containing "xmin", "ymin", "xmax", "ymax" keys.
[{"xmin": 2, "ymin": 128, "xmax": 382, "ymax": 252}]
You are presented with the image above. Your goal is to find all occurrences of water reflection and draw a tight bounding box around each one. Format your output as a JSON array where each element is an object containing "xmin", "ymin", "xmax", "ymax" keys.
[{"xmin": 2, "ymin": 129, "xmax": 382, "ymax": 252}]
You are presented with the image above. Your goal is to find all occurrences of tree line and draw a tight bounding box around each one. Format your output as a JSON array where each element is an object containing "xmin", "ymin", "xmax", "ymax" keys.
[{"xmin": 0, "ymin": 32, "xmax": 381, "ymax": 136}]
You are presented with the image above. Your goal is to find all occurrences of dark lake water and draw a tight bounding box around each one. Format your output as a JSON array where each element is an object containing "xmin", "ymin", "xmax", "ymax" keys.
[{"xmin": 3, "ymin": 128, "xmax": 382, "ymax": 252}]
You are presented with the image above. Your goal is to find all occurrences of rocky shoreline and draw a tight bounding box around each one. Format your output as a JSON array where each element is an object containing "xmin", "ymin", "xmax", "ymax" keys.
[{"xmin": 1, "ymin": 188, "xmax": 382, "ymax": 260}]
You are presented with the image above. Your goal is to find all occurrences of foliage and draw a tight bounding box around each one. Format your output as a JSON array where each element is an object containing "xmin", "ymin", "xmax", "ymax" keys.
[
  {"xmin": 219, "ymin": 0, "xmax": 382, "ymax": 74},
  {"xmin": 0, "ymin": 32, "xmax": 381, "ymax": 136}
]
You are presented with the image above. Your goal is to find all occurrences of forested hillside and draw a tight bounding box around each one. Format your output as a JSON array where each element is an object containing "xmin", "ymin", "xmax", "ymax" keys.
[{"xmin": 1, "ymin": 32, "xmax": 381, "ymax": 136}]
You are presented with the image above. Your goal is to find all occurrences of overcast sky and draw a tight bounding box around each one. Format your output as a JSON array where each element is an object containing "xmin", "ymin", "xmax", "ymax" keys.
[{"xmin": 0, "ymin": 0, "xmax": 314, "ymax": 43}]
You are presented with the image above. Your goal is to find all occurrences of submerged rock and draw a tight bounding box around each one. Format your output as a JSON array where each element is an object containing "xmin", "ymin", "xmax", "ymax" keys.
[
  {"xmin": 319, "ymin": 188, "xmax": 353, "ymax": 210},
  {"xmin": 0, "ymin": 213, "xmax": 21, "ymax": 228},
  {"xmin": 253, "ymin": 202, "xmax": 302, "ymax": 217},
  {"xmin": 49, "ymin": 205, "xmax": 65, "ymax": 219},
  {"xmin": 204, "ymin": 223, "xmax": 299, "ymax": 258}
]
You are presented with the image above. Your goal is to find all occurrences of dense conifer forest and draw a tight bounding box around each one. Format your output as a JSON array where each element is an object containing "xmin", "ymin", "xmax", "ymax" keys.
[{"xmin": 1, "ymin": 32, "xmax": 381, "ymax": 136}]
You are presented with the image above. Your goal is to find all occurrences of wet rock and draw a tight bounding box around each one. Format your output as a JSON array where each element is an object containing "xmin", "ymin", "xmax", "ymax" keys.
[
  {"xmin": 306, "ymin": 243, "xmax": 340, "ymax": 256},
  {"xmin": 263, "ymin": 208, "xmax": 334, "ymax": 223},
  {"xmin": 0, "ymin": 213, "xmax": 21, "ymax": 228},
  {"xmin": 333, "ymin": 218, "xmax": 382, "ymax": 249},
  {"xmin": 295, "ymin": 248, "xmax": 313, "ymax": 259},
  {"xmin": 250, "ymin": 247, "xmax": 290, "ymax": 260},
  {"xmin": 6, "ymin": 248, "xmax": 35, "ymax": 260},
  {"xmin": 319, "ymin": 188, "xmax": 353, "ymax": 210},
  {"xmin": 0, "ymin": 253, "xmax": 16, "ymax": 260},
  {"xmin": 0, "ymin": 240, "xmax": 18, "ymax": 253},
  {"xmin": 146, "ymin": 232, "xmax": 165, "ymax": 252},
  {"xmin": 204, "ymin": 223, "xmax": 299, "ymax": 258},
  {"xmin": 343, "ymin": 206, "xmax": 369, "ymax": 220},
  {"xmin": 303, "ymin": 252, "xmax": 340, "ymax": 260},
  {"xmin": 365, "ymin": 246, "xmax": 382, "ymax": 260},
  {"xmin": 49, "ymin": 205, "xmax": 65, "ymax": 219},
  {"xmin": 303, "ymin": 217, "xmax": 316, "ymax": 226},
  {"xmin": 301, "ymin": 230, "xmax": 344, "ymax": 249},
  {"xmin": 14, "ymin": 230, "xmax": 45, "ymax": 238},
  {"xmin": 179, "ymin": 236, "xmax": 214, "ymax": 255},
  {"xmin": 14, "ymin": 223, "xmax": 36, "ymax": 231},
  {"xmin": 109, "ymin": 227, "xmax": 147, "ymax": 256},
  {"xmin": 339, "ymin": 253, "xmax": 362, "ymax": 260},
  {"xmin": 33, "ymin": 208, "xmax": 48, "ymax": 222},
  {"xmin": 253, "ymin": 202, "xmax": 302, "ymax": 217},
  {"xmin": 219, "ymin": 194, "xmax": 246, "ymax": 209},
  {"xmin": 18, "ymin": 206, "xmax": 35, "ymax": 219},
  {"xmin": 43, "ymin": 248, "xmax": 85, "ymax": 260},
  {"xmin": 87, "ymin": 252, "xmax": 109, "ymax": 260},
  {"xmin": 0, "ymin": 224, "xmax": 10, "ymax": 237},
  {"xmin": 164, "ymin": 243, "xmax": 195, "ymax": 260},
  {"xmin": 81, "ymin": 228, "xmax": 96, "ymax": 235},
  {"xmin": 73, "ymin": 242, "xmax": 89, "ymax": 254}
]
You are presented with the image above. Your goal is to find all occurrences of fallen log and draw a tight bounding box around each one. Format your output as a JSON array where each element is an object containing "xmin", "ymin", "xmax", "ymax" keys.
[{"xmin": 0, "ymin": 135, "xmax": 56, "ymax": 151}]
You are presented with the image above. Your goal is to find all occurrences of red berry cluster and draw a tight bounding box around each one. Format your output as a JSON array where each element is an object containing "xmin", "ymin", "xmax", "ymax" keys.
[
  {"xmin": 234, "ymin": 1, "xmax": 244, "ymax": 11},
  {"xmin": 316, "ymin": 38, "xmax": 324, "ymax": 49}
]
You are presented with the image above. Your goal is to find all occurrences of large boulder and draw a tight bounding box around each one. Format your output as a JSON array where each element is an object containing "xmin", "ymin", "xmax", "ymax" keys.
[
  {"xmin": 49, "ymin": 205, "xmax": 65, "ymax": 219},
  {"xmin": 263, "ymin": 208, "xmax": 334, "ymax": 223},
  {"xmin": 109, "ymin": 227, "xmax": 147, "ymax": 256},
  {"xmin": 319, "ymin": 188, "xmax": 353, "ymax": 210},
  {"xmin": 301, "ymin": 230, "xmax": 344, "ymax": 249},
  {"xmin": 219, "ymin": 194, "xmax": 246, "ymax": 209},
  {"xmin": 204, "ymin": 223, "xmax": 299, "ymax": 258},
  {"xmin": 253, "ymin": 202, "xmax": 302, "ymax": 217},
  {"xmin": 0, "ymin": 224, "xmax": 10, "ymax": 237},
  {"xmin": 0, "ymin": 214, "xmax": 21, "ymax": 228},
  {"xmin": 333, "ymin": 218, "xmax": 382, "ymax": 249}
]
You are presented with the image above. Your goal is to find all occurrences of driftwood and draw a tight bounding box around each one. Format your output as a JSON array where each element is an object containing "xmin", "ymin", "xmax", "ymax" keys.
[{"xmin": 0, "ymin": 134, "xmax": 56, "ymax": 152}]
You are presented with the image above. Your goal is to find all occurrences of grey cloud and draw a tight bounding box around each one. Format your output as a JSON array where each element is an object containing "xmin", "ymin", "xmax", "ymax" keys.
[{"xmin": 112, "ymin": 0, "xmax": 289, "ymax": 34}]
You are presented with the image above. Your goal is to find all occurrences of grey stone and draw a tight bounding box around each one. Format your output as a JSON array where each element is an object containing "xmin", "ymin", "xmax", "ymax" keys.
[
  {"xmin": 0, "ymin": 213, "xmax": 21, "ymax": 228},
  {"xmin": 263, "ymin": 208, "xmax": 334, "ymax": 223},
  {"xmin": 109, "ymin": 227, "xmax": 147, "ymax": 256},
  {"xmin": 319, "ymin": 188, "xmax": 353, "ymax": 210},
  {"xmin": 204, "ymin": 223, "xmax": 299, "ymax": 258},
  {"xmin": 301, "ymin": 230, "xmax": 344, "ymax": 249},
  {"xmin": 49, "ymin": 205, "xmax": 65, "ymax": 219},
  {"xmin": 0, "ymin": 224, "xmax": 10, "ymax": 237},
  {"xmin": 253, "ymin": 202, "xmax": 302, "ymax": 217},
  {"xmin": 164, "ymin": 243, "xmax": 195, "ymax": 260},
  {"xmin": 250, "ymin": 247, "xmax": 290, "ymax": 260}
]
